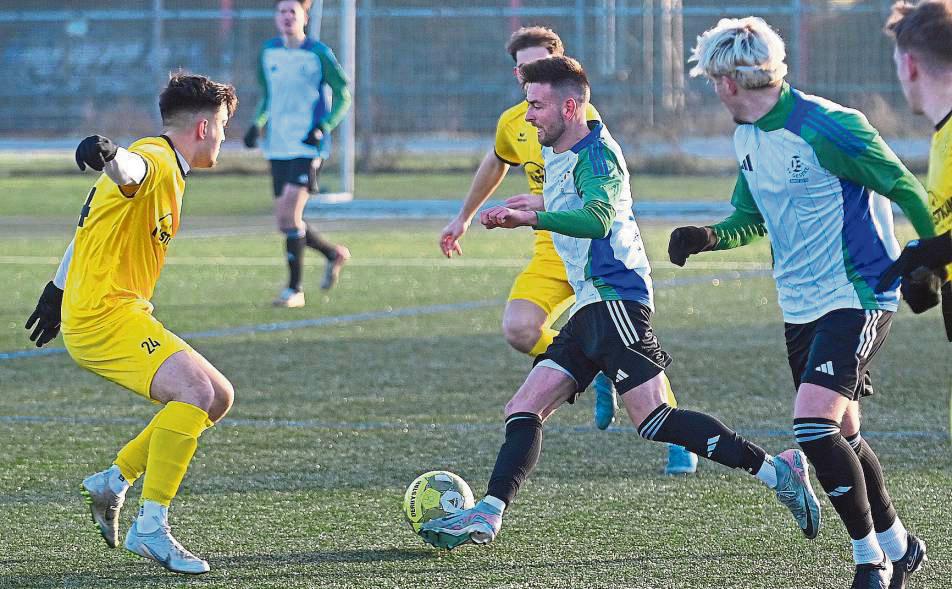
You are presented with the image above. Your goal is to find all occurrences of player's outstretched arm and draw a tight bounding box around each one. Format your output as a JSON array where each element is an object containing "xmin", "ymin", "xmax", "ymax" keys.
[
  {"xmin": 75, "ymin": 135, "xmax": 146, "ymax": 188},
  {"xmin": 504, "ymin": 193, "xmax": 544, "ymax": 212},
  {"xmin": 672, "ymin": 173, "xmax": 767, "ymax": 266},
  {"xmin": 440, "ymin": 150, "xmax": 510, "ymax": 258}
]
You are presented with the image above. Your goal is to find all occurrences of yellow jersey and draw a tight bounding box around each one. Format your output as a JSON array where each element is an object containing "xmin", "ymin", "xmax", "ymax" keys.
[
  {"xmin": 63, "ymin": 136, "xmax": 187, "ymax": 330},
  {"xmin": 493, "ymin": 101, "xmax": 600, "ymax": 195},
  {"xmin": 927, "ymin": 113, "xmax": 952, "ymax": 277}
]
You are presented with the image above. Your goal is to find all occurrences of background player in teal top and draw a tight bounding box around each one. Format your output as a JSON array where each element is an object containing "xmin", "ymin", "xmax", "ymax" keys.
[
  {"xmin": 671, "ymin": 17, "xmax": 933, "ymax": 589},
  {"xmin": 418, "ymin": 56, "xmax": 821, "ymax": 553},
  {"xmin": 244, "ymin": 0, "xmax": 353, "ymax": 308}
]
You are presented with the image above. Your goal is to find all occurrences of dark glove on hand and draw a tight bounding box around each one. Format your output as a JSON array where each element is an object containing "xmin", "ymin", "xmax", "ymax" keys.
[
  {"xmin": 243, "ymin": 125, "xmax": 260, "ymax": 149},
  {"xmin": 900, "ymin": 270, "xmax": 943, "ymax": 314},
  {"xmin": 302, "ymin": 125, "xmax": 324, "ymax": 147},
  {"xmin": 25, "ymin": 281, "xmax": 64, "ymax": 347},
  {"xmin": 668, "ymin": 226, "xmax": 718, "ymax": 267},
  {"xmin": 875, "ymin": 231, "xmax": 952, "ymax": 292},
  {"xmin": 75, "ymin": 135, "xmax": 118, "ymax": 172}
]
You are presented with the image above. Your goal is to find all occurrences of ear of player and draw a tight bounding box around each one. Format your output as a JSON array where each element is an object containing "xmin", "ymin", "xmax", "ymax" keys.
[{"xmin": 75, "ymin": 135, "xmax": 119, "ymax": 172}]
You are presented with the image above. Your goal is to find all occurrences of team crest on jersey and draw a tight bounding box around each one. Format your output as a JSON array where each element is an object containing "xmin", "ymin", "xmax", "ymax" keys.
[
  {"xmin": 787, "ymin": 155, "xmax": 809, "ymax": 184},
  {"xmin": 151, "ymin": 213, "xmax": 174, "ymax": 248},
  {"xmin": 524, "ymin": 162, "xmax": 545, "ymax": 186}
]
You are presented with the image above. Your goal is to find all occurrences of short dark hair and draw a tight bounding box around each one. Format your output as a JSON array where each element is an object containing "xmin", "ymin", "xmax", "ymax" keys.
[
  {"xmin": 505, "ymin": 26, "xmax": 564, "ymax": 62},
  {"xmin": 159, "ymin": 72, "xmax": 238, "ymax": 126},
  {"xmin": 275, "ymin": 0, "xmax": 312, "ymax": 9},
  {"xmin": 518, "ymin": 55, "xmax": 590, "ymax": 102},
  {"xmin": 885, "ymin": 0, "xmax": 952, "ymax": 68}
]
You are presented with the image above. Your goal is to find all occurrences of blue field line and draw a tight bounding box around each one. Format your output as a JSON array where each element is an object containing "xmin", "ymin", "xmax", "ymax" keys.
[
  {"xmin": 0, "ymin": 270, "xmax": 771, "ymax": 362},
  {"xmin": 0, "ymin": 414, "xmax": 944, "ymax": 440}
]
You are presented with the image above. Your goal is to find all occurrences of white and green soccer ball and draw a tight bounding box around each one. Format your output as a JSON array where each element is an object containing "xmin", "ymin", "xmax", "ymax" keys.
[{"xmin": 403, "ymin": 470, "xmax": 475, "ymax": 533}]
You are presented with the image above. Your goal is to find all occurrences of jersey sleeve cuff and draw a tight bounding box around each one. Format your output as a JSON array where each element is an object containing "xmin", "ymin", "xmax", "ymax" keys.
[{"xmin": 494, "ymin": 150, "xmax": 519, "ymax": 167}]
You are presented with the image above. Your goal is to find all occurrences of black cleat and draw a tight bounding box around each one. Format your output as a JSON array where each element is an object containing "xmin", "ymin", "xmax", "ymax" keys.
[
  {"xmin": 889, "ymin": 533, "xmax": 927, "ymax": 589},
  {"xmin": 851, "ymin": 559, "xmax": 892, "ymax": 589}
]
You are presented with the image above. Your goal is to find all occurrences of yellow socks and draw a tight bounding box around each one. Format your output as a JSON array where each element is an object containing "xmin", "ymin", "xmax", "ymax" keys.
[
  {"xmin": 528, "ymin": 327, "xmax": 559, "ymax": 358},
  {"xmin": 114, "ymin": 411, "xmax": 165, "ymax": 485},
  {"xmin": 141, "ymin": 401, "xmax": 213, "ymax": 507}
]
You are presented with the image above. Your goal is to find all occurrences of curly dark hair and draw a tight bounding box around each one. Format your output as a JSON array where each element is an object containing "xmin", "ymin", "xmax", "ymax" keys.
[{"xmin": 158, "ymin": 72, "xmax": 238, "ymax": 125}]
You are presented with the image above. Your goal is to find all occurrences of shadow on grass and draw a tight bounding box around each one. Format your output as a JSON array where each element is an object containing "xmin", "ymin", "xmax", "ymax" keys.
[{"xmin": 214, "ymin": 547, "xmax": 439, "ymax": 566}]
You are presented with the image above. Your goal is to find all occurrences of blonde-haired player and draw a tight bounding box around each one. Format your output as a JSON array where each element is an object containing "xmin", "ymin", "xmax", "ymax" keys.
[
  {"xmin": 25, "ymin": 73, "xmax": 238, "ymax": 574},
  {"xmin": 438, "ymin": 26, "xmax": 696, "ymax": 473},
  {"xmin": 672, "ymin": 16, "xmax": 935, "ymax": 588}
]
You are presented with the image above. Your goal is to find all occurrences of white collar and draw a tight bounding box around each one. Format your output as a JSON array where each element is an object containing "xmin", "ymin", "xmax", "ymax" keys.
[{"xmin": 174, "ymin": 149, "xmax": 190, "ymax": 176}]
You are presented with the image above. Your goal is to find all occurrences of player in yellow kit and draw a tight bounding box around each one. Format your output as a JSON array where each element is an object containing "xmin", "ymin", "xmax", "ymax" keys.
[
  {"xmin": 438, "ymin": 27, "xmax": 696, "ymax": 473},
  {"xmin": 881, "ymin": 1, "xmax": 952, "ymax": 345},
  {"xmin": 24, "ymin": 73, "xmax": 238, "ymax": 575}
]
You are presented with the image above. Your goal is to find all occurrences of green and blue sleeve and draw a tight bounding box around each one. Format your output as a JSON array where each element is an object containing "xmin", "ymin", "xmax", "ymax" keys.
[
  {"xmin": 805, "ymin": 109, "xmax": 936, "ymax": 238},
  {"xmin": 312, "ymin": 44, "xmax": 352, "ymax": 133},
  {"xmin": 535, "ymin": 145, "xmax": 620, "ymax": 239},
  {"xmin": 252, "ymin": 45, "xmax": 270, "ymax": 128},
  {"xmin": 711, "ymin": 173, "xmax": 768, "ymax": 250}
]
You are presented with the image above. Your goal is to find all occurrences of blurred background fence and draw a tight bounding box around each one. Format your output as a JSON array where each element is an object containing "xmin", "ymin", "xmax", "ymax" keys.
[{"xmin": 0, "ymin": 1, "xmax": 929, "ymax": 170}]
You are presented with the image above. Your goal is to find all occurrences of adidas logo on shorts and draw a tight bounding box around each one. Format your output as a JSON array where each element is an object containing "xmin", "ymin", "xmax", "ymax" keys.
[{"xmin": 814, "ymin": 361, "xmax": 834, "ymax": 376}]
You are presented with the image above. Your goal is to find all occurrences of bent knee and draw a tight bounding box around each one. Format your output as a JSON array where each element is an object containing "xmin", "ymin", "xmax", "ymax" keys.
[{"xmin": 502, "ymin": 321, "xmax": 543, "ymax": 354}]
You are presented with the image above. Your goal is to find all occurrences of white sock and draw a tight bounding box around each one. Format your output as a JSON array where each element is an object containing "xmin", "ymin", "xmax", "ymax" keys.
[
  {"xmin": 851, "ymin": 529, "xmax": 886, "ymax": 565},
  {"xmin": 755, "ymin": 455, "xmax": 778, "ymax": 489},
  {"xmin": 137, "ymin": 501, "xmax": 169, "ymax": 534},
  {"xmin": 482, "ymin": 495, "xmax": 506, "ymax": 513},
  {"xmin": 876, "ymin": 517, "xmax": 908, "ymax": 562},
  {"xmin": 106, "ymin": 465, "xmax": 130, "ymax": 495}
]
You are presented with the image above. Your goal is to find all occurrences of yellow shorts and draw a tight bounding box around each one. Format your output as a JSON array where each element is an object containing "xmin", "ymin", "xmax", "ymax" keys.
[
  {"xmin": 507, "ymin": 230, "xmax": 575, "ymax": 317},
  {"xmin": 63, "ymin": 310, "xmax": 191, "ymax": 399}
]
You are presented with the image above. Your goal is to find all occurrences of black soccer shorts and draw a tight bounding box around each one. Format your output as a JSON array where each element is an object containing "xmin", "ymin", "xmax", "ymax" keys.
[
  {"xmin": 534, "ymin": 299, "xmax": 672, "ymax": 400},
  {"xmin": 784, "ymin": 308, "xmax": 893, "ymax": 400},
  {"xmin": 269, "ymin": 157, "xmax": 323, "ymax": 197}
]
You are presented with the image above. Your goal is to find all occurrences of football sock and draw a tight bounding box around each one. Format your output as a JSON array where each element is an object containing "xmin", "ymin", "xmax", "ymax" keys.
[
  {"xmin": 285, "ymin": 228, "xmax": 306, "ymax": 291},
  {"xmin": 528, "ymin": 327, "xmax": 558, "ymax": 358},
  {"xmin": 755, "ymin": 455, "xmax": 779, "ymax": 489},
  {"xmin": 637, "ymin": 404, "xmax": 767, "ymax": 474},
  {"xmin": 795, "ymin": 418, "xmax": 874, "ymax": 542},
  {"xmin": 104, "ymin": 464, "xmax": 130, "ymax": 495},
  {"xmin": 141, "ymin": 401, "xmax": 212, "ymax": 508},
  {"xmin": 114, "ymin": 410, "xmax": 165, "ymax": 485},
  {"xmin": 482, "ymin": 495, "xmax": 506, "ymax": 513},
  {"xmin": 851, "ymin": 528, "xmax": 887, "ymax": 565},
  {"xmin": 136, "ymin": 500, "xmax": 169, "ymax": 534},
  {"xmin": 876, "ymin": 517, "xmax": 909, "ymax": 562},
  {"xmin": 304, "ymin": 223, "xmax": 338, "ymax": 260},
  {"xmin": 486, "ymin": 412, "xmax": 543, "ymax": 506},
  {"xmin": 845, "ymin": 432, "xmax": 899, "ymax": 533}
]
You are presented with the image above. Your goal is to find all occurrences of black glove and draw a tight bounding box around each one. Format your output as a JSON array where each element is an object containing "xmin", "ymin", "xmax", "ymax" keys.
[
  {"xmin": 668, "ymin": 226, "xmax": 718, "ymax": 267},
  {"xmin": 243, "ymin": 125, "xmax": 260, "ymax": 148},
  {"xmin": 302, "ymin": 124, "xmax": 325, "ymax": 147},
  {"xmin": 25, "ymin": 281, "xmax": 64, "ymax": 347},
  {"xmin": 941, "ymin": 282, "xmax": 952, "ymax": 342},
  {"xmin": 875, "ymin": 231, "xmax": 952, "ymax": 292},
  {"xmin": 75, "ymin": 135, "xmax": 118, "ymax": 172},
  {"xmin": 900, "ymin": 269, "xmax": 943, "ymax": 314}
]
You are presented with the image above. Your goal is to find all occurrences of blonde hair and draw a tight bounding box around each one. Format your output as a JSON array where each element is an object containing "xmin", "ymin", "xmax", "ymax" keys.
[{"xmin": 689, "ymin": 17, "xmax": 788, "ymax": 89}]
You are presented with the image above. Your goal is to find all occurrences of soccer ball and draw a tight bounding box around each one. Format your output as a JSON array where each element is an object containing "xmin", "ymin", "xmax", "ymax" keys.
[{"xmin": 403, "ymin": 470, "xmax": 475, "ymax": 533}]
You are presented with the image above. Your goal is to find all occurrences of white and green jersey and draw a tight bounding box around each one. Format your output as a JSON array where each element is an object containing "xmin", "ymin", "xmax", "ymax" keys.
[
  {"xmin": 713, "ymin": 83, "xmax": 935, "ymax": 324},
  {"xmin": 253, "ymin": 37, "xmax": 352, "ymax": 160},
  {"xmin": 536, "ymin": 121, "xmax": 653, "ymax": 316}
]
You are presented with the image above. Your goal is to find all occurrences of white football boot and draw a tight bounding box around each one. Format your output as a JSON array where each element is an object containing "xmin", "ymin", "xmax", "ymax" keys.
[
  {"xmin": 81, "ymin": 466, "xmax": 128, "ymax": 548},
  {"xmin": 124, "ymin": 505, "xmax": 209, "ymax": 575}
]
